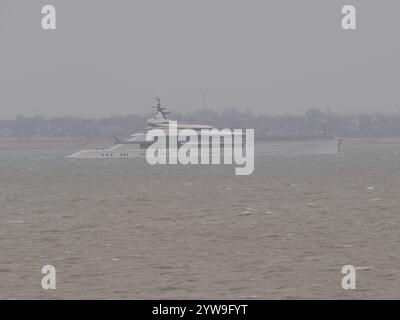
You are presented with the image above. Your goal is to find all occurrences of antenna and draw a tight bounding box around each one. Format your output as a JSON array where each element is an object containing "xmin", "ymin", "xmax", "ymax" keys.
[{"xmin": 152, "ymin": 94, "xmax": 170, "ymax": 119}]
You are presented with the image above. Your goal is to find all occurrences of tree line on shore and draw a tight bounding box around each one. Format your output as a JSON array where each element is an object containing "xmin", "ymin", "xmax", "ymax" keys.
[{"xmin": 1, "ymin": 108, "xmax": 400, "ymax": 139}]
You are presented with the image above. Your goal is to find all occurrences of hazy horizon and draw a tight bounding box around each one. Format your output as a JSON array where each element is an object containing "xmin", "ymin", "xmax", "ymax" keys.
[
  {"xmin": 1, "ymin": 0, "xmax": 400, "ymax": 118},
  {"xmin": 3, "ymin": 105, "xmax": 400, "ymax": 121}
]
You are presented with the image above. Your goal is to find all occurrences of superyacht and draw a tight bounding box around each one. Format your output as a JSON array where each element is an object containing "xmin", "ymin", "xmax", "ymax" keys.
[{"xmin": 68, "ymin": 97, "xmax": 341, "ymax": 159}]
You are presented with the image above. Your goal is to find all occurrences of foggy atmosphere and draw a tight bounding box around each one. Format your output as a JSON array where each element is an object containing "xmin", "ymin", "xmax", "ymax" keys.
[{"xmin": 1, "ymin": 0, "xmax": 400, "ymax": 307}]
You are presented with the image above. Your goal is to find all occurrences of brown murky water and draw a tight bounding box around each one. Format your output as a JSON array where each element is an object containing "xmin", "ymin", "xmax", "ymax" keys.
[{"xmin": 1, "ymin": 139, "xmax": 400, "ymax": 299}]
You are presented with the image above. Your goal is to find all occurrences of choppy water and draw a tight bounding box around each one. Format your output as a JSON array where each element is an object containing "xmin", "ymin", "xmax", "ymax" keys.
[{"xmin": 1, "ymin": 139, "xmax": 400, "ymax": 299}]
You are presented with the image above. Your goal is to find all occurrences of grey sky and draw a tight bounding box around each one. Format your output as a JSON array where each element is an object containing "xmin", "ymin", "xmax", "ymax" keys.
[{"xmin": 0, "ymin": 0, "xmax": 399, "ymax": 118}]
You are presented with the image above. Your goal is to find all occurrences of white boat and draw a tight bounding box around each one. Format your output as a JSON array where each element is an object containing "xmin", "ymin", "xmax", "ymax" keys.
[{"xmin": 68, "ymin": 97, "xmax": 342, "ymax": 159}]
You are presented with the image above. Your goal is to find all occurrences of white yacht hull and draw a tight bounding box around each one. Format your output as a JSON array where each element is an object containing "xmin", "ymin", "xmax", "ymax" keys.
[
  {"xmin": 67, "ymin": 138, "xmax": 341, "ymax": 159},
  {"xmin": 67, "ymin": 144, "xmax": 143, "ymax": 158}
]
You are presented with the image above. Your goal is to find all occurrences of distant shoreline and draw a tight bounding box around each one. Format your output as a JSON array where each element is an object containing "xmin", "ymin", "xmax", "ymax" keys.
[
  {"xmin": 2, "ymin": 137, "xmax": 400, "ymax": 150},
  {"xmin": 0, "ymin": 138, "xmax": 98, "ymax": 150}
]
